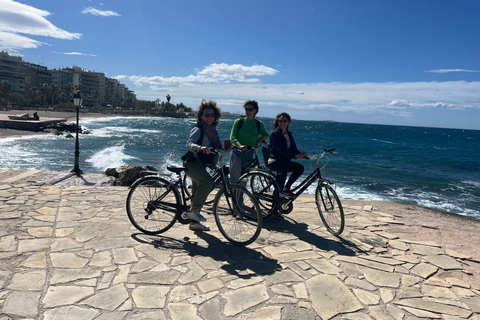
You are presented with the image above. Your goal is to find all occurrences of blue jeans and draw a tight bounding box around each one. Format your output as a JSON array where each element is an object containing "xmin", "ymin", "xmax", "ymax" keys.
[{"xmin": 229, "ymin": 149, "xmax": 255, "ymax": 185}]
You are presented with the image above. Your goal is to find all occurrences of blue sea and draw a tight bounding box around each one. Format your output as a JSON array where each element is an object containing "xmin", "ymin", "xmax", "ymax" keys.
[{"xmin": 1, "ymin": 116, "xmax": 479, "ymax": 219}]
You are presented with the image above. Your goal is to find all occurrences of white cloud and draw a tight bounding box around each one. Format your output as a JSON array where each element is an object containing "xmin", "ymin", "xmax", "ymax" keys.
[
  {"xmin": 129, "ymin": 63, "xmax": 278, "ymax": 87},
  {"xmin": 0, "ymin": 0, "xmax": 81, "ymax": 52},
  {"xmin": 113, "ymin": 75, "xmax": 127, "ymax": 80},
  {"xmin": 426, "ymin": 69, "xmax": 480, "ymax": 73},
  {"xmin": 81, "ymin": 7, "xmax": 121, "ymax": 17},
  {"xmin": 53, "ymin": 51, "xmax": 97, "ymax": 57}
]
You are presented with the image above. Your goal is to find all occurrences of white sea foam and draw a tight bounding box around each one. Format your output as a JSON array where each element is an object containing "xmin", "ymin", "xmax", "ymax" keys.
[{"xmin": 86, "ymin": 146, "xmax": 138, "ymax": 171}]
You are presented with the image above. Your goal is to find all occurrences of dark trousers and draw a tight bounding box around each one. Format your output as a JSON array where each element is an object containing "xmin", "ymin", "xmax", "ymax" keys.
[{"xmin": 268, "ymin": 159, "xmax": 304, "ymax": 191}]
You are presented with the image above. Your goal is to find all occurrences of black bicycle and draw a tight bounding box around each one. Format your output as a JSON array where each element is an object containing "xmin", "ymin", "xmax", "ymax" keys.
[
  {"xmin": 126, "ymin": 149, "xmax": 263, "ymax": 246},
  {"xmin": 239, "ymin": 148, "xmax": 345, "ymax": 236}
]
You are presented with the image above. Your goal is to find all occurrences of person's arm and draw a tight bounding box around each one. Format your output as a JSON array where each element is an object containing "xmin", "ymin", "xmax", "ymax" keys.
[
  {"xmin": 229, "ymin": 119, "xmax": 240, "ymax": 146},
  {"xmin": 186, "ymin": 127, "xmax": 203, "ymax": 153},
  {"xmin": 258, "ymin": 121, "xmax": 270, "ymax": 143},
  {"xmin": 289, "ymin": 132, "xmax": 308, "ymax": 159}
]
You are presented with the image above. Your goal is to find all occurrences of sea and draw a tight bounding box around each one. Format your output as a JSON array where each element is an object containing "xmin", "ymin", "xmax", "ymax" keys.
[{"xmin": 0, "ymin": 116, "xmax": 479, "ymax": 219}]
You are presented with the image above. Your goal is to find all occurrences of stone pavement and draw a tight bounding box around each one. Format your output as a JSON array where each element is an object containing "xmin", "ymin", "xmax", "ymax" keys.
[{"xmin": 0, "ymin": 169, "xmax": 479, "ymax": 320}]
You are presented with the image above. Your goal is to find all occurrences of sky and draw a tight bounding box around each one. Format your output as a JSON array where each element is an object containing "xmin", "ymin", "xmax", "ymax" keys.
[{"xmin": 1, "ymin": 0, "xmax": 480, "ymax": 130}]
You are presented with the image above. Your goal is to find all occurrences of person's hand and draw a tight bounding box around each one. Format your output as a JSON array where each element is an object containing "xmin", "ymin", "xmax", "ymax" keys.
[
  {"xmin": 296, "ymin": 152, "xmax": 308, "ymax": 159},
  {"xmin": 238, "ymin": 144, "xmax": 248, "ymax": 152},
  {"xmin": 200, "ymin": 146, "xmax": 211, "ymax": 154},
  {"xmin": 258, "ymin": 137, "xmax": 265, "ymax": 144}
]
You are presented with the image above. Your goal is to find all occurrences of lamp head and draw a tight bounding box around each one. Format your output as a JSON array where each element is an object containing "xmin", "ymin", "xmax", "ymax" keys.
[{"xmin": 73, "ymin": 92, "xmax": 83, "ymax": 107}]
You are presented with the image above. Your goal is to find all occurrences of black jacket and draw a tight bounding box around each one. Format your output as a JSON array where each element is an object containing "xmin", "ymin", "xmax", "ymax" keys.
[{"xmin": 269, "ymin": 127, "xmax": 301, "ymax": 161}]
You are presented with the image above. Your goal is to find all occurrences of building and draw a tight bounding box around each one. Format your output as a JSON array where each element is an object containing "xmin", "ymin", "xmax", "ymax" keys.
[
  {"xmin": 24, "ymin": 63, "xmax": 52, "ymax": 92},
  {"xmin": 0, "ymin": 51, "xmax": 25, "ymax": 93}
]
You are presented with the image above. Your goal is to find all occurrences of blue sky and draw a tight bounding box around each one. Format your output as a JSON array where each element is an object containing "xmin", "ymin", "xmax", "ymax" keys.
[{"xmin": 1, "ymin": 0, "xmax": 480, "ymax": 129}]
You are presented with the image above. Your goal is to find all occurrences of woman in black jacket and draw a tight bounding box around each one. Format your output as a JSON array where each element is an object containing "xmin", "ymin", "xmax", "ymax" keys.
[{"xmin": 268, "ymin": 112, "xmax": 308, "ymax": 198}]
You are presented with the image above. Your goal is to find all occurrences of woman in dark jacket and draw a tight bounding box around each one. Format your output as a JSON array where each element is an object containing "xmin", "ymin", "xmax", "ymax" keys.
[{"xmin": 268, "ymin": 112, "xmax": 308, "ymax": 198}]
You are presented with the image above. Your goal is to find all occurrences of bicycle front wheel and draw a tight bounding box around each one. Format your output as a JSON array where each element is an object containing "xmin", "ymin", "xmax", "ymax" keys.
[
  {"xmin": 315, "ymin": 183, "xmax": 345, "ymax": 236},
  {"xmin": 241, "ymin": 171, "xmax": 279, "ymax": 218},
  {"xmin": 213, "ymin": 185, "xmax": 262, "ymax": 246},
  {"xmin": 126, "ymin": 176, "xmax": 179, "ymax": 234}
]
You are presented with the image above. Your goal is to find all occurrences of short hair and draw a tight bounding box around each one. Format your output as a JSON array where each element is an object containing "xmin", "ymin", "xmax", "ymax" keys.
[
  {"xmin": 272, "ymin": 112, "xmax": 291, "ymax": 130},
  {"xmin": 195, "ymin": 99, "xmax": 222, "ymax": 125},
  {"xmin": 243, "ymin": 100, "xmax": 259, "ymax": 116}
]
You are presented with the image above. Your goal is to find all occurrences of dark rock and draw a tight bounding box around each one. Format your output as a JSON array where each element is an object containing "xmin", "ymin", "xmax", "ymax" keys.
[
  {"xmin": 65, "ymin": 133, "xmax": 73, "ymax": 139},
  {"xmin": 105, "ymin": 165, "xmax": 158, "ymax": 186}
]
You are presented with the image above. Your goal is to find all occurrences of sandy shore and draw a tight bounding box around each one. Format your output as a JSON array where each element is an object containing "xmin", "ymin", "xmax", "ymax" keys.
[{"xmin": 0, "ymin": 109, "xmax": 121, "ymax": 139}]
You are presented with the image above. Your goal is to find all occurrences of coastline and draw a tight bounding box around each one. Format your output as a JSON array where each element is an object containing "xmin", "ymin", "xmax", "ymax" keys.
[{"xmin": 0, "ymin": 109, "xmax": 137, "ymax": 139}]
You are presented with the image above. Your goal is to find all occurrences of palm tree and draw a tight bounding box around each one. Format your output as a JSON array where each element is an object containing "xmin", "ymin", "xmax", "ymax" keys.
[
  {"xmin": 0, "ymin": 80, "xmax": 11, "ymax": 109},
  {"xmin": 49, "ymin": 83, "xmax": 57, "ymax": 107},
  {"xmin": 29, "ymin": 87, "xmax": 40, "ymax": 107},
  {"xmin": 62, "ymin": 83, "xmax": 73, "ymax": 103},
  {"xmin": 40, "ymin": 83, "xmax": 49, "ymax": 109}
]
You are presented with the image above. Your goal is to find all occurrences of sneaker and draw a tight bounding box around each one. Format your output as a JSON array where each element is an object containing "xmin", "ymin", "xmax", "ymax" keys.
[
  {"xmin": 183, "ymin": 210, "xmax": 207, "ymax": 222},
  {"xmin": 189, "ymin": 222, "xmax": 210, "ymax": 231},
  {"xmin": 279, "ymin": 190, "xmax": 295, "ymax": 199},
  {"xmin": 235, "ymin": 211, "xmax": 243, "ymax": 220}
]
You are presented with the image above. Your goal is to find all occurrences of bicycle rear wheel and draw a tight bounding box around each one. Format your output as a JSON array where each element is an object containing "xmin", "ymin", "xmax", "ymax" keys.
[
  {"xmin": 241, "ymin": 171, "xmax": 279, "ymax": 218},
  {"xmin": 126, "ymin": 176, "xmax": 179, "ymax": 234},
  {"xmin": 213, "ymin": 185, "xmax": 262, "ymax": 246},
  {"xmin": 315, "ymin": 183, "xmax": 345, "ymax": 236}
]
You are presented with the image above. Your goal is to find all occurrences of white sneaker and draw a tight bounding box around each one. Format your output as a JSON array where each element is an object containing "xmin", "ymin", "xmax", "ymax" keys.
[
  {"xmin": 184, "ymin": 210, "xmax": 206, "ymax": 222},
  {"xmin": 189, "ymin": 222, "xmax": 210, "ymax": 231}
]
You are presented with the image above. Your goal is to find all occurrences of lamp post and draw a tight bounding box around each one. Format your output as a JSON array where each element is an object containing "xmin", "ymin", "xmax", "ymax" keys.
[{"xmin": 72, "ymin": 92, "xmax": 83, "ymax": 175}]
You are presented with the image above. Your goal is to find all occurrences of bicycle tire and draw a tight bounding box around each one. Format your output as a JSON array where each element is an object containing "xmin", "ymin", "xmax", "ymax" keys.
[
  {"xmin": 213, "ymin": 185, "xmax": 263, "ymax": 246},
  {"xmin": 240, "ymin": 170, "xmax": 279, "ymax": 218},
  {"xmin": 126, "ymin": 176, "xmax": 179, "ymax": 234},
  {"xmin": 182, "ymin": 171, "xmax": 217, "ymax": 205},
  {"xmin": 315, "ymin": 183, "xmax": 345, "ymax": 236}
]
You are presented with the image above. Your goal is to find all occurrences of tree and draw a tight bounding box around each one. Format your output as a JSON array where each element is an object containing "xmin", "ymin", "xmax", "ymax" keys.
[
  {"xmin": 9, "ymin": 92, "xmax": 28, "ymax": 107},
  {"xmin": 40, "ymin": 83, "xmax": 49, "ymax": 108},
  {"xmin": 49, "ymin": 83, "xmax": 57, "ymax": 106},
  {"xmin": 0, "ymin": 80, "xmax": 12, "ymax": 108},
  {"xmin": 29, "ymin": 87, "xmax": 40, "ymax": 107}
]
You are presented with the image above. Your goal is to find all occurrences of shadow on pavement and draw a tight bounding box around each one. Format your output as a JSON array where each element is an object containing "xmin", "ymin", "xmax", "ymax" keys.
[
  {"xmin": 131, "ymin": 232, "xmax": 282, "ymax": 278},
  {"xmin": 261, "ymin": 216, "xmax": 366, "ymax": 256}
]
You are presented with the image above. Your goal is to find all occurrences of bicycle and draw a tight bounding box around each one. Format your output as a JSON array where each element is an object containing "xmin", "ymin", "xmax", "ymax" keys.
[
  {"xmin": 239, "ymin": 148, "xmax": 345, "ymax": 236},
  {"xmin": 126, "ymin": 149, "xmax": 263, "ymax": 246},
  {"xmin": 182, "ymin": 144, "xmax": 269, "ymax": 206}
]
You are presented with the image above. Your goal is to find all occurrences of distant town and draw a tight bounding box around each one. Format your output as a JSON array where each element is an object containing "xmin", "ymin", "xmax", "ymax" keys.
[{"xmin": 0, "ymin": 51, "xmax": 194, "ymax": 117}]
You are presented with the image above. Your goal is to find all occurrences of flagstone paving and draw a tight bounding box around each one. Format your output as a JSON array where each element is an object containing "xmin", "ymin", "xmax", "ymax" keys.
[{"xmin": 0, "ymin": 169, "xmax": 479, "ymax": 319}]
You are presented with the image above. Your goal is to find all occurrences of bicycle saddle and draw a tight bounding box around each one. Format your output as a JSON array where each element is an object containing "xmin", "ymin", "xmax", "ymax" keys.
[{"xmin": 167, "ymin": 165, "xmax": 187, "ymax": 174}]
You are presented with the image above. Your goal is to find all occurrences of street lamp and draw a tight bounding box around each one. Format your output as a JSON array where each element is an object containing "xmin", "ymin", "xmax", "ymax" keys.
[{"xmin": 71, "ymin": 92, "xmax": 83, "ymax": 175}]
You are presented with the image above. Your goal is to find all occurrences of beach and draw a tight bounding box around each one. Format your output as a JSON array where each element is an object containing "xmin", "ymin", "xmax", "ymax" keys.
[{"xmin": 0, "ymin": 109, "xmax": 115, "ymax": 139}]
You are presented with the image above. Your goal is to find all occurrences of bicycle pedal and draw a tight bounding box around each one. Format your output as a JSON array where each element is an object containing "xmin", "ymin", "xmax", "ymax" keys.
[{"xmin": 181, "ymin": 212, "xmax": 188, "ymax": 219}]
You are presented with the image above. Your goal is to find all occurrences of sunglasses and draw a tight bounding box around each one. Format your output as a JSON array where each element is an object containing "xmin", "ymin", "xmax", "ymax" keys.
[
  {"xmin": 245, "ymin": 108, "xmax": 255, "ymax": 112},
  {"xmin": 203, "ymin": 113, "xmax": 215, "ymax": 118},
  {"xmin": 278, "ymin": 119, "xmax": 289, "ymax": 123}
]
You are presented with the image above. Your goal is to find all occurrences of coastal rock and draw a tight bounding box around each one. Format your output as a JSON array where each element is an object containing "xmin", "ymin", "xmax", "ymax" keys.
[{"xmin": 105, "ymin": 165, "xmax": 158, "ymax": 186}]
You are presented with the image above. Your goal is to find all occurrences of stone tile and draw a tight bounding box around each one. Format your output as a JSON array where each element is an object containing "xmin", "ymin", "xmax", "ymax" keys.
[
  {"xmin": 168, "ymin": 303, "xmax": 202, "ymax": 320},
  {"xmin": 132, "ymin": 286, "xmax": 170, "ymax": 308},
  {"xmin": 8, "ymin": 270, "xmax": 46, "ymax": 291},
  {"xmin": 112, "ymin": 247, "xmax": 138, "ymax": 264},
  {"xmin": 169, "ymin": 285, "xmax": 199, "ymax": 302},
  {"xmin": 410, "ymin": 263, "xmax": 438, "ymax": 278},
  {"xmin": 422, "ymin": 285, "xmax": 459, "ymax": 300},
  {"xmin": 17, "ymin": 238, "xmax": 51, "ymax": 253},
  {"xmin": 353, "ymin": 288, "xmax": 381, "ymax": 305},
  {"xmin": 423, "ymin": 255, "xmax": 463, "ymax": 270},
  {"xmin": 50, "ymin": 252, "xmax": 88, "ymax": 268},
  {"xmin": 306, "ymin": 274, "xmax": 363, "ymax": 320},
  {"xmin": 50, "ymin": 268, "xmax": 101, "ymax": 284},
  {"xmin": 400, "ymin": 306, "xmax": 442, "ymax": 318},
  {"xmin": 42, "ymin": 306, "xmax": 100, "ymax": 320},
  {"xmin": 43, "ymin": 286, "xmax": 94, "ymax": 307},
  {"xmin": 27, "ymin": 226, "xmax": 53, "ymax": 238},
  {"xmin": 395, "ymin": 298, "xmax": 472, "ymax": 318},
  {"xmin": 2, "ymin": 291, "xmax": 41, "ymax": 317},
  {"xmin": 197, "ymin": 278, "xmax": 224, "ymax": 293},
  {"xmin": 363, "ymin": 268, "xmax": 400, "ymax": 288},
  {"xmin": 223, "ymin": 284, "xmax": 269, "ymax": 317},
  {"xmin": 379, "ymin": 288, "xmax": 396, "ymax": 303},
  {"xmin": 129, "ymin": 270, "xmax": 181, "ymax": 285},
  {"xmin": 20, "ymin": 251, "xmax": 47, "ymax": 268},
  {"xmin": 81, "ymin": 284, "xmax": 129, "ymax": 311}
]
